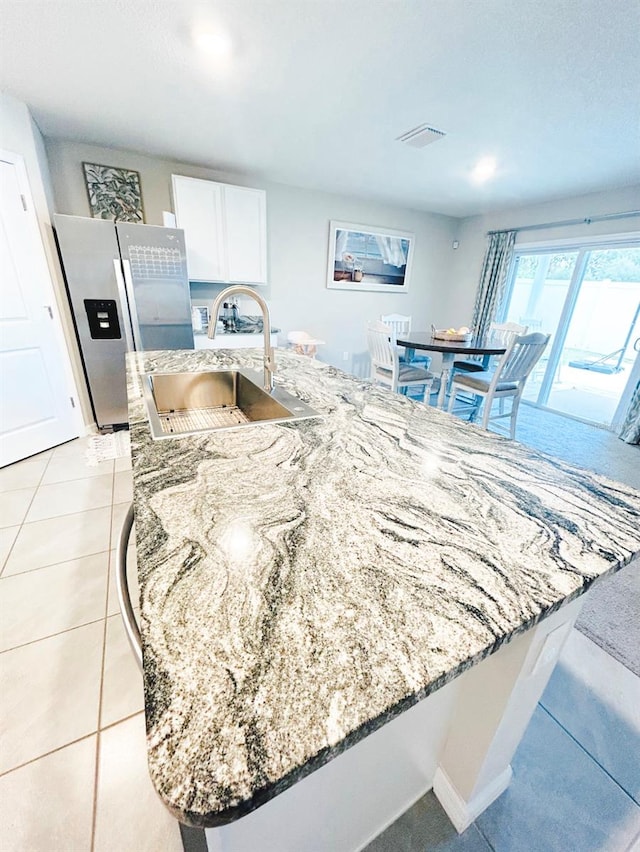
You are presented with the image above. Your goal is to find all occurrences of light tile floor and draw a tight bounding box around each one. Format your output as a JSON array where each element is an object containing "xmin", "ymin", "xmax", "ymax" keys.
[
  {"xmin": 1, "ymin": 429, "xmax": 639, "ymax": 852},
  {"xmin": 0, "ymin": 439, "xmax": 182, "ymax": 852}
]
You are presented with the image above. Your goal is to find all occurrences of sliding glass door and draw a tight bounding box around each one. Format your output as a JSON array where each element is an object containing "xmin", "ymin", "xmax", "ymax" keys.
[{"xmin": 502, "ymin": 242, "xmax": 640, "ymax": 427}]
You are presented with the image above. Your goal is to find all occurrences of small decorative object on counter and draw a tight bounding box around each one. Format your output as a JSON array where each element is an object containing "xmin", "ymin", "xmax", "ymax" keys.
[{"xmin": 287, "ymin": 331, "xmax": 325, "ymax": 358}]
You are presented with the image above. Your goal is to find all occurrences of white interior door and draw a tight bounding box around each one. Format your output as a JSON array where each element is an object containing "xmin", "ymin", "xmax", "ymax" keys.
[{"xmin": 0, "ymin": 152, "xmax": 78, "ymax": 467}]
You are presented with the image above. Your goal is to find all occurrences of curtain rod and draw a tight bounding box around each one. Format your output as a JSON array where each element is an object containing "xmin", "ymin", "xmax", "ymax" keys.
[{"xmin": 486, "ymin": 209, "xmax": 640, "ymax": 236}]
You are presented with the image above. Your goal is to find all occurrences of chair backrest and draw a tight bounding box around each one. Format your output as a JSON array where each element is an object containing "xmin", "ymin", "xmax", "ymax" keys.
[
  {"xmin": 494, "ymin": 332, "xmax": 551, "ymax": 385},
  {"xmin": 489, "ymin": 321, "xmax": 528, "ymax": 344},
  {"xmin": 381, "ymin": 313, "xmax": 411, "ymax": 337},
  {"xmin": 367, "ymin": 321, "xmax": 397, "ymax": 370}
]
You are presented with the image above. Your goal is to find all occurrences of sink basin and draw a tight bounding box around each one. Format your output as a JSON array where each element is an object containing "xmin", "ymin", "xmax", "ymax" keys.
[{"xmin": 143, "ymin": 368, "xmax": 320, "ymax": 439}]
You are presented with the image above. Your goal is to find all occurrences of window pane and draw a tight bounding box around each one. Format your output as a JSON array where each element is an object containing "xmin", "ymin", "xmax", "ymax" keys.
[
  {"xmin": 504, "ymin": 251, "xmax": 579, "ymax": 401},
  {"xmin": 546, "ymin": 248, "xmax": 640, "ymax": 425}
]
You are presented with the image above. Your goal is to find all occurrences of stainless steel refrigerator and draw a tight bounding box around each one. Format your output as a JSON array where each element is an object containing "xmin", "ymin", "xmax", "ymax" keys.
[{"xmin": 54, "ymin": 214, "xmax": 194, "ymax": 429}]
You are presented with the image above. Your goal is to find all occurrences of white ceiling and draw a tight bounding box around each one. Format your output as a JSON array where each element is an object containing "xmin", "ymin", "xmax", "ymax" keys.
[{"xmin": 1, "ymin": 0, "xmax": 639, "ymax": 217}]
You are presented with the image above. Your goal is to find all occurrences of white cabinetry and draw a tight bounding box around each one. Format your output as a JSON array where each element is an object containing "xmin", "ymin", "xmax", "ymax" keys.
[{"xmin": 172, "ymin": 175, "xmax": 267, "ymax": 285}]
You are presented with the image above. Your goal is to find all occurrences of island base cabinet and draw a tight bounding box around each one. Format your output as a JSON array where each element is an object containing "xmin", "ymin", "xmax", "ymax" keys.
[
  {"xmin": 196, "ymin": 601, "xmax": 584, "ymax": 852},
  {"xmin": 204, "ymin": 679, "xmax": 458, "ymax": 852},
  {"xmin": 434, "ymin": 596, "xmax": 583, "ymax": 833}
]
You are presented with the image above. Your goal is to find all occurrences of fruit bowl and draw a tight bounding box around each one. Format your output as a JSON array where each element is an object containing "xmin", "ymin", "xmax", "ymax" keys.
[{"xmin": 431, "ymin": 325, "xmax": 472, "ymax": 342}]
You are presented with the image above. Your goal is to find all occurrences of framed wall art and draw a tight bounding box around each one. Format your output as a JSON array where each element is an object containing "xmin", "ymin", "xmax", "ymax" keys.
[
  {"xmin": 327, "ymin": 221, "xmax": 414, "ymax": 293},
  {"xmin": 82, "ymin": 162, "xmax": 145, "ymax": 223},
  {"xmin": 191, "ymin": 305, "xmax": 210, "ymax": 333}
]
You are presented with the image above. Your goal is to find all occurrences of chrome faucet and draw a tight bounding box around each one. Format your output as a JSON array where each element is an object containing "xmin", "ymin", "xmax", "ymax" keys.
[{"xmin": 208, "ymin": 285, "xmax": 275, "ymax": 392}]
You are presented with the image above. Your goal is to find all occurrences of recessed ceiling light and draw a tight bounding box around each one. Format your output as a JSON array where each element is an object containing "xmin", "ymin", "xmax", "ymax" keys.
[
  {"xmin": 193, "ymin": 28, "xmax": 233, "ymax": 63},
  {"xmin": 471, "ymin": 156, "xmax": 497, "ymax": 184}
]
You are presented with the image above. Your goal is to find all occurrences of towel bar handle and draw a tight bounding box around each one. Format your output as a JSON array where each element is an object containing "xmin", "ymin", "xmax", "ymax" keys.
[{"xmin": 116, "ymin": 503, "xmax": 143, "ymax": 670}]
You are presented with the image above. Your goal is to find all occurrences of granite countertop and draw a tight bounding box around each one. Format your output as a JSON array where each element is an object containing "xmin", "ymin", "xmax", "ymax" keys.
[{"xmin": 126, "ymin": 349, "xmax": 640, "ymax": 828}]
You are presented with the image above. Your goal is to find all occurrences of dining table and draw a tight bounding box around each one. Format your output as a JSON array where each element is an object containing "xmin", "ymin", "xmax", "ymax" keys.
[{"xmin": 396, "ymin": 332, "xmax": 507, "ymax": 409}]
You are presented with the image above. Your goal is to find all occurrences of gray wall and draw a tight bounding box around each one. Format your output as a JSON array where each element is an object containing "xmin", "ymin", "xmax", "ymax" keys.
[{"xmin": 45, "ymin": 138, "xmax": 459, "ymax": 374}]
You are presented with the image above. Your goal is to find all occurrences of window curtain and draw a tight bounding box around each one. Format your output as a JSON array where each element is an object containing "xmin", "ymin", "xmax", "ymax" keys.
[
  {"xmin": 335, "ymin": 229, "xmax": 349, "ymax": 262},
  {"xmin": 375, "ymin": 236, "xmax": 407, "ymax": 267},
  {"xmin": 618, "ymin": 380, "xmax": 640, "ymax": 444},
  {"xmin": 471, "ymin": 231, "xmax": 517, "ymax": 339}
]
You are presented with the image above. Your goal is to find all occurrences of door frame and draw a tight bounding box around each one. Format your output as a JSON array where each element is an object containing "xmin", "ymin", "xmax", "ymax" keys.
[
  {"xmin": 0, "ymin": 148, "xmax": 83, "ymax": 459},
  {"xmin": 501, "ymin": 232, "xmax": 640, "ymax": 426}
]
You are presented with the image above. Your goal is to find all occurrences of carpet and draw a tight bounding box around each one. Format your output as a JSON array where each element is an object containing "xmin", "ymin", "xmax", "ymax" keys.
[
  {"xmin": 575, "ymin": 560, "xmax": 640, "ymax": 677},
  {"xmin": 494, "ymin": 403, "xmax": 640, "ymax": 675}
]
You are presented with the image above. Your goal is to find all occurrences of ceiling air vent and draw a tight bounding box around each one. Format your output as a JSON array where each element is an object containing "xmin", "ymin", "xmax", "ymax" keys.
[{"xmin": 396, "ymin": 123, "xmax": 446, "ymax": 148}]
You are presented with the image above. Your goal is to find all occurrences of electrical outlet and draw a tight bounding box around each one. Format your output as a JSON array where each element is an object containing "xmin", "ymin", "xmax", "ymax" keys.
[{"xmin": 343, "ymin": 351, "xmax": 349, "ymax": 361}]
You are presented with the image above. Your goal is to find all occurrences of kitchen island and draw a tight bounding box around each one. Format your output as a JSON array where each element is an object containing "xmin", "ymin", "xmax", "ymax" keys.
[{"xmin": 126, "ymin": 349, "xmax": 640, "ymax": 851}]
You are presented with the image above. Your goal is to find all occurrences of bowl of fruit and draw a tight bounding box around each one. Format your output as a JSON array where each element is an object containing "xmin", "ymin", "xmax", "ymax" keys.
[{"xmin": 431, "ymin": 325, "xmax": 472, "ymax": 342}]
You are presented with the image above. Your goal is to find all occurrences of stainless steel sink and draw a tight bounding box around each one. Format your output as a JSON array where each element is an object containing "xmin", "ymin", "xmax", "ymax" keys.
[{"xmin": 142, "ymin": 368, "xmax": 320, "ymax": 439}]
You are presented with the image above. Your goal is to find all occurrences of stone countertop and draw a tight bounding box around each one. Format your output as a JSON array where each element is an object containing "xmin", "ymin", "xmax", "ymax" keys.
[{"xmin": 126, "ymin": 349, "xmax": 640, "ymax": 828}]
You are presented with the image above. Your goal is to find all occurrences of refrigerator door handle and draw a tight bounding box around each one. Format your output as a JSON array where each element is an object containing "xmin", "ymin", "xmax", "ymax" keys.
[
  {"xmin": 112, "ymin": 259, "xmax": 136, "ymax": 352},
  {"xmin": 121, "ymin": 258, "xmax": 143, "ymax": 351}
]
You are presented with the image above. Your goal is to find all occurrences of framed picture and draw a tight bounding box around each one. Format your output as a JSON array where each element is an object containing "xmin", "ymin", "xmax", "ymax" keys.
[
  {"xmin": 82, "ymin": 162, "xmax": 145, "ymax": 223},
  {"xmin": 327, "ymin": 221, "xmax": 414, "ymax": 292}
]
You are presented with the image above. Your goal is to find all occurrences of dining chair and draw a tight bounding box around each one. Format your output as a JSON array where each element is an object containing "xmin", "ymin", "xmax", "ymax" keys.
[
  {"xmin": 452, "ymin": 321, "xmax": 529, "ymax": 376},
  {"xmin": 380, "ymin": 313, "xmax": 431, "ymax": 369},
  {"xmin": 447, "ymin": 332, "xmax": 551, "ymax": 438},
  {"xmin": 367, "ymin": 321, "xmax": 434, "ymax": 403}
]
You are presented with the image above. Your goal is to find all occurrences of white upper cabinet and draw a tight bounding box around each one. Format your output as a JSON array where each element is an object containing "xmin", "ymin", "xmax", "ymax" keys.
[{"xmin": 172, "ymin": 175, "xmax": 267, "ymax": 285}]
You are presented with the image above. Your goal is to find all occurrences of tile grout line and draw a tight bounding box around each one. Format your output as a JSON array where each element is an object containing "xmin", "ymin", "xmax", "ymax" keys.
[
  {"xmin": 90, "ymin": 460, "xmax": 119, "ymax": 852},
  {"xmin": 0, "ymin": 615, "xmax": 108, "ymax": 655},
  {"xmin": 0, "ymin": 545, "xmax": 118, "ymax": 580},
  {"xmin": 21, "ymin": 494, "xmax": 116, "ymax": 526},
  {"xmin": 99, "ymin": 709, "xmax": 144, "ymax": 735},
  {"xmin": 0, "ymin": 730, "xmax": 97, "ymax": 779},
  {"xmin": 0, "ymin": 449, "xmax": 55, "ymax": 579},
  {"xmin": 0, "ymin": 548, "xmax": 111, "ymax": 579},
  {"xmin": 475, "ymin": 820, "xmax": 497, "ymax": 851},
  {"xmin": 538, "ymin": 703, "xmax": 640, "ymax": 806}
]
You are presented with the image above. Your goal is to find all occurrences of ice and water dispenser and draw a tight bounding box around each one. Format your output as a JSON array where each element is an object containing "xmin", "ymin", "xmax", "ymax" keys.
[{"xmin": 83, "ymin": 299, "xmax": 122, "ymax": 340}]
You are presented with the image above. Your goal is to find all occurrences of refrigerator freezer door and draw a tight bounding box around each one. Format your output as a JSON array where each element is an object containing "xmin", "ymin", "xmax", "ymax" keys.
[
  {"xmin": 54, "ymin": 215, "xmax": 132, "ymax": 427},
  {"xmin": 116, "ymin": 223, "xmax": 195, "ymax": 351}
]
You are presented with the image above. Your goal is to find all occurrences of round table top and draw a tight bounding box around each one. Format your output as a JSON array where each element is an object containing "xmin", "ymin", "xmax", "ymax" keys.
[{"xmin": 396, "ymin": 332, "xmax": 507, "ymax": 356}]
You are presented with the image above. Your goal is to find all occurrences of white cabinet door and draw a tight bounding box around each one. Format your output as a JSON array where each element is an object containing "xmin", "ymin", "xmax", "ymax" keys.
[
  {"xmin": 172, "ymin": 175, "xmax": 267, "ymax": 285},
  {"xmin": 223, "ymin": 185, "xmax": 267, "ymax": 284},
  {"xmin": 172, "ymin": 175, "xmax": 225, "ymax": 282}
]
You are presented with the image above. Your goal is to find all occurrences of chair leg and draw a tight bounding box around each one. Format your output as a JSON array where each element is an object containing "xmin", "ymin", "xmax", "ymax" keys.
[
  {"xmin": 447, "ymin": 387, "xmax": 458, "ymax": 413},
  {"xmin": 481, "ymin": 396, "xmax": 491, "ymax": 431},
  {"xmin": 510, "ymin": 391, "xmax": 523, "ymax": 439},
  {"xmin": 468, "ymin": 395, "xmax": 482, "ymax": 422}
]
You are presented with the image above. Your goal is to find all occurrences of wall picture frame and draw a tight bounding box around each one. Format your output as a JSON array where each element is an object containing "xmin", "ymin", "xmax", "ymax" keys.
[
  {"xmin": 191, "ymin": 305, "xmax": 210, "ymax": 333},
  {"xmin": 327, "ymin": 221, "xmax": 414, "ymax": 293},
  {"xmin": 82, "ymin": 162, "xmax": 145, "ymax": 223}
]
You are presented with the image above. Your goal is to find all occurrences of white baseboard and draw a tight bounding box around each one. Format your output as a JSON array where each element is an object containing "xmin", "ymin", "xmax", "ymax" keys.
[{"xmin": 433, "ymin": 764, "xmax": 512, "ymax": 833}]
